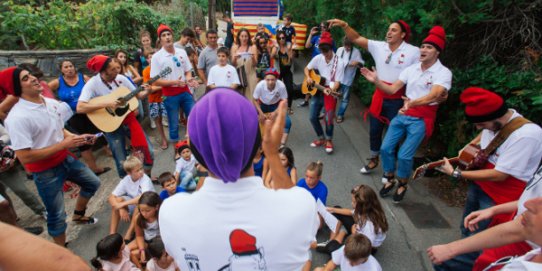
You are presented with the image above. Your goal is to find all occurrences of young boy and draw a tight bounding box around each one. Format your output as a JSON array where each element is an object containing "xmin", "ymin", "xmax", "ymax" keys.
[
  {"xmin": 174, "ymin": 140, "xmax": 198, "ymax": 191},
  {"xmin": 315, "ymin": 234, "xmax": 382, "ymax": 271},
  {"xmin": 279, "ymin": 13, "xmax": 296, "ymax": 49},
  {"xmin": 158, "ymin": 172, "xmax": 185, "ymax": 200},
  {"xmin": 108, "ymin": 156, "xmax": 155, "ymax": 239},
  {"xmin": 206, "ymin": 47, "xmax": 240, "ymax": 90},
  {"xmin": 143, "ymin": 49, "xmax": 169, "ymax": 150}
]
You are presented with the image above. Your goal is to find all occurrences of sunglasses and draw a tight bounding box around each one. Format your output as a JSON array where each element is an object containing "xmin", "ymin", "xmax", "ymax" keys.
[
  {"xmin": 385, "ymin": 53, "xmax": 392, "ymax": 64},
  {"xmin": 172, "ymin": 56, "xmax": 181, "ymax": 67},
  {"xmin": 278, "ymin": 37, "xmax": 286, "ymax": 40}
]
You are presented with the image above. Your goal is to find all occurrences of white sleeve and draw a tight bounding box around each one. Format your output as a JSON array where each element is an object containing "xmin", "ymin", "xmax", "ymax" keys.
[
  {"xmin": 253, "ymin": 82, "xmax": 263, "ymax": 100},
  {"xmin": 398, "ymin": 64, "xmax": 413, "ymax": 84},
  {"xmin": 357, "ymin": 220, "xmax": 377, "ymax": 246},
  {"xmin": 367, "ymin": 39, "xmax": 379, "ymax": 56},
  {"xmin": 4, "ymin": 117, "xmax": 33, "ymax": 150},
  {"xmin": 495, "ymin": 137, "xmax": 542, "ymax": 180},
  {"xmin": 353, "ymin": 48, "xmax": 364, "ymax": 64},
  {"xmin": 112, "ymin": 179, "xmax": 127, "ymax": 197},
  {"xmin": 306, "ymin": 56, "xmax": 318, "ymax": 70},
  {"xmin": 141, "ymin": 175, "xmax": 156, "ymax": 192},
  {"xmin": 206, "ymin": 66, "xmax": 216, "ymax": 86},
  {"xmin": 278, "ymin": 81, "xmax": 288, "ymax": 99},
  {"xmin": 150, "ymin": 54, "xmax": 160, "ymax": 78},
  {"xmin": 118, "ymin": 75, "xmax": 136, "ymax": 91},
  {"xmin": 78, "ymin": 79, "xmax": 95, "ymax": 102},
  {"xmin": 174, "ymin": 159, "xmax": 183, "ymax": 174},
  {"xmin": 230, "ymin": 66, "xmax": 240, "ymax": 85},
  {"xmin": 180, "ymin": 50, "xmax": 193, "ymax": 72},
  {"xmin": 433, "ymin": 68, "xmax": 452, "ymax": 91}
]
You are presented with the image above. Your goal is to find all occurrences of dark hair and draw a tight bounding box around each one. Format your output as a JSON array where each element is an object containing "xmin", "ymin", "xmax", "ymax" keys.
[
  {"xmin": 114, "ymin": 49, "xmax": 130, "ymax": 68},
  {"xmin": 181, "ymin": 27, "xmax": 196, "ymax": 38},
  {"xmin": 158, "ymin": 172, "xmax": 175, "ymax": 187},
  {"xmin": 58, "ymin": 59, "xmax": 75, "ymax": 71},
  {"xmin": 344, "ymin": 234, "xmax": 372, "ymax": 262},
  {"xmin": 90, "ymin": 233, "xmax": 123, "ymax": 269},
  {"xmin": 284, "ymin": 13, "xmax": 293, "ymax": 21},
  {"xmin": 343, "ymin": 37, "xmax": 353, "ymax": 47},
  {"xmin": 306, "ymin": 161, "xmax": 323, "ymax": 176},
  {"xmin": 143, "ymin": 48, "xmax": 156, "ymax": 59},
  {"xmin": 318, "ymin": 43, "xmax": 332, "ymax": 52},
  {"xmin": 147, "ymin": 236, "xmax": 166, "ymax": 259},
  {"xmin": 235, "ymin": 28, "xmax": 253, "ymax": 47},
  {"xmin": 206, "ymin": 29, "xmax": 218, "ymax": 37},
  {"xmin": 18, "ymin": 63, "xmax": 44, "ymax": 79},
  {"xmin": 278, "ymin": 146, "xmax": 295, "ymax": 168},
  {"xmin": 136, "ymin": 191, "xmax": 162, "ymax": 230},
  {"xmin": 276, "ymin": 30, "xmax": 286, "ymax": 43},
  {"xmin": 351, "ymin": 184, "xmax": 388, "ymax": 234},
  {"xmin": 217, "ymin": 46, "xmax": 230, "ymax": 57}
]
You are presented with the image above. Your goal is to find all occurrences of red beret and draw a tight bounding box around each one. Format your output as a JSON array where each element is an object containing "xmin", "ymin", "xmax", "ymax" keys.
[
  {"xmin": 157, "ymin": 24, "xmax": 173, "ymax": 37},
  {"xmin": 460, "ymin": 87, "xmax": 508, "ymax": 123},
  {"xmin": 86, "ymin": 55, "xmax": 110, "ymax": 73},
  {"xmin": 396, "ymin": 20, "xmax": 411, "ymax": 42},
  {"xmin": 175, "ymin": 139, "xmax": 190, "ymax": 153},
  {"xmin": 229, "ymin": 229, "xmax": 257, "ymax": 255},
  {"xmin": 319, "ymin": 31, "xmax": 333, "ymax": 46},
  {"xmin": 0, "ymin": 67, "xmax": 17, "ymax": 101},
  {"xmin": 264, "ymin": 68, "xmax": 280, "ymax": 78},
  {"xmin": 422, "ymin": 26, "xmax": 446, "ymax": 51}
]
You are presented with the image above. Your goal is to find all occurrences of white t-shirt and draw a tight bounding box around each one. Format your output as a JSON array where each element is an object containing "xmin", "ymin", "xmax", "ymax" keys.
[
  {"xmin": 516, "ymin": 165, "xmax": 542, "ymax": 249},
  {"xmin": 174, "ymin": 154, "xmax": 197, "ymax": 175},
  {"xmin": 151, "ymin": 47, "xmax": 193, "ymax": 82},
  {"xmin": 306, "ymin": 53, "xmax": 346, "ymax": 89},
  {"xmin": 367, "ymin": 40, "xmax": 420, "ymax": 83},
  {"xmin": 146, "ymin": 258, "xmax": 178, "ymax": 271},
  {"xmin": 480, "ymin": 110, "xmax": 542, "ymax": 182},
  {"xmin": 253, "ymin": 80, "xmax": 288, "ymax": 105},
  {"xmin": 159, "ymin": 176, "xmax": 319, "ymax": 271},
  {"xmin": 5, "ymin": 97, "xmax": 71, "ymax": 151},
  {"xmin": 331, "ymin": 246, "xmax": 382, "ymax": 271},
  {"xmin": 336, "ymin": 47, "xmax": 364, "ymax": 86},
  {"xmin": 500, "ymin": 248, "xmax": 542, "ymax": 271},
  {"xmin": 355, "ymin": 220, "xmax": 387, "ymax": 248},
  {"xmin": 207, "ymin": 64, "xmax": 240, "ymax": 87},
  {"xmin": 99, "ymin": 246, "xmax": 140, "ymax": 271},
  {"xmin": 398, "ymin": 59, "xmax": 452, "ymax": 104},
  {"xmin": 144, "ymin": 219, "xmax": 160, "ymax": 241},
  {"xmin": 112, "ymin": 174, "xmax": 155, "ymax": 199},
  {"xmin": 79, "ymin": 74, "xmax": 136, "ymax": 102}
]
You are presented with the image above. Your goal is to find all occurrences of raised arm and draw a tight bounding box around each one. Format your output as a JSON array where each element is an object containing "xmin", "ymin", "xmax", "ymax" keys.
[{"xmin": 328, "ymin": 19, "xmax": 369, "ymax": 50}]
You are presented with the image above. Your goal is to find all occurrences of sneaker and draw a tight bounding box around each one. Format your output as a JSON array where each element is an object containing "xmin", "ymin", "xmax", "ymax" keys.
[
  {"xmin": 24, "ymin": 226, "xmax": 44, "ymax": 235},
  {"xmin": 316, "ymin": 240, "xmax": 330, "ymax": 249},
  {"xmin": 360, "ymin": 157, "xmax": 380, "ymax": 174},
  {"xmin": 318, "ymin": 112, "xmax": 325, "ymax": 119},
  {"xmin": 297, "ymin": 100, "xmax": 309, "ymax": 107},
  {"xmin": 162, "ymin": 118, "xmax": 169, "ymax": 127},
  {"xmin": 325, "ymin": 141, "xmax": 334, "ymax": 154},
  {"xmin": 310, "ymin": 139, "xmax": 325, "ymax": 148},
  {"xmin": 379, "ymin": 176, "xmax": 396, "ymax": 197},
  {"xmin": 381, "ymin": 174, "xmax": 395, "ymax": 184},
  {"xmin": 150, "ymin": 118, "xmax": 156, "ymax": 129}
]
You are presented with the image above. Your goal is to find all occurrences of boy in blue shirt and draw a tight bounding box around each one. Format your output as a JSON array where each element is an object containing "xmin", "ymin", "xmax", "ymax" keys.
[
  {"xmin": 158, "ymin": 172, "xmax": 186, "ymax": 200},
  {"xmin": 296, "ymin": 161, "xmax": 328, "ymax": 204}
]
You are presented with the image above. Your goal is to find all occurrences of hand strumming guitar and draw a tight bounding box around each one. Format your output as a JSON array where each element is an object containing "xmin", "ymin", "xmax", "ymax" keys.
[{"xmin": 436, "ymin": 157, "xmax": 454, "ymax": 176}]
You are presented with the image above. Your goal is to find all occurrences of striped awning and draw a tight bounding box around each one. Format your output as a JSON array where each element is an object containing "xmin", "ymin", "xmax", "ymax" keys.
[{"xmin": 233, "ymin": 0, "xmax": 279, "ymax": 17}]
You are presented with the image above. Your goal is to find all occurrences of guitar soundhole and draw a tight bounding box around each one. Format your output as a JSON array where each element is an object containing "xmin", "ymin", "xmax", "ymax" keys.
[{"xmin": 115, "ymin": 105, "xmax": 130, "ymax": 116}]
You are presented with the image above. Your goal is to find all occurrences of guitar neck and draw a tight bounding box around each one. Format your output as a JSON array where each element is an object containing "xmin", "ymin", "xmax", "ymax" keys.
[
  {"xmin": 121, "ymin": 73, "xmax": 162, "ymax": 102},
  {"xmin": 425, "ymin": 157, "xmax": 460, "ymax": 170}
]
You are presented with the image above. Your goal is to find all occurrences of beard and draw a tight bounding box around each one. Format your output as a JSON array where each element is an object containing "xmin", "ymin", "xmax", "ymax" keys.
[{"xmin": 492, "ymin": 121, "xmax": 503, "ymax": 131}]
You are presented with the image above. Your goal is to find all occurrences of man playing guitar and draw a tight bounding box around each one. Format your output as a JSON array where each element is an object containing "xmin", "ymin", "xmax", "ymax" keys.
[
  {"xmin": 77, "ymin": 55, "xmax": 154, "ymax": 178},
  {"xmin": 433, "ymin": 87, "xmax": 542, "ymax": 271},
  {"xmin": 304, "ymin": 31, "xmax": 345, "ymax": 154}
]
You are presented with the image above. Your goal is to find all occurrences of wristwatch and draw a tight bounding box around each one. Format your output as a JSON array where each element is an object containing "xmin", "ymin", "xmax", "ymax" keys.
[{"xmin": 452, "ymin": 168, "xmax": 462, "ymax": 179}]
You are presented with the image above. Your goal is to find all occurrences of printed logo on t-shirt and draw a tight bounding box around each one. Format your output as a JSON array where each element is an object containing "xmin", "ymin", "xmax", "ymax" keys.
[
  {"xmin": 227, "ymin": 71, "xmax": 232, "ymax": 79},
  {"xmin": 425, "ymin": 75, "xmax": 433, "ymax": 89},
  {"xmin": 218, "ymin": 229, "xmax": 267, "ymax": 271},
  {"xmin": 398, "ymin": 53, "xmax": 405, "ymax": 65}
]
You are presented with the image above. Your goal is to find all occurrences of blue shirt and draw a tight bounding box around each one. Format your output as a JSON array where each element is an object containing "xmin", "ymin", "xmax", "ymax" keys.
[
  {"xmin": 160, "ymin": 186, "xmax": 186, "ymax": 200},
  {"xmin": 58, "ymin": 72, "xmax": 85, "ymax": 112},
  {"xmin": 296, "ymin": 178, "xmax": 328, "ymax": 204}
]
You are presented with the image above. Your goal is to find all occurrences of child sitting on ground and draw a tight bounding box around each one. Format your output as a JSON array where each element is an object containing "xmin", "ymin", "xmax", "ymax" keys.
[
  {"xmin": 174, "ymin": 140, "xmax": 198, "ymax": 191},
  {"xmin": 146, "ymin": 236, "xmax": 180, "ymax": 271},
  {"xmin": 90, "ymin": 233, "xmax": 140, "ymax": 271},
  {"xmin": 297, "ymin": 161, "xmax": 328, "ymax": 204},
  {"xmin": 158, "ymin": 172, "xmax": 186, "ymax": 201},
  {"xmin": 207, "ymin": 47, "xmax": 240, "ymax": 90},
  {"xmin": 318, "ymin": 184, "xmax": 388, "ymax": 255},
  {"xmin": 314, "ymin": 234, "xmax": 382, "ymax": 271},
  {"xmin": 264, "ymin": 146, "xmax": 297, "ymax": 188},
  {"xmin": 108, "ymin": 156, "xmax": 155, "ymax": 242},
  {"xmin": 127, "ymin": 191, "xmax": 162, "ymax": 269},
  {"xmin": 253, "ymin": 146, "xmax": 269, "ymax": 179}
]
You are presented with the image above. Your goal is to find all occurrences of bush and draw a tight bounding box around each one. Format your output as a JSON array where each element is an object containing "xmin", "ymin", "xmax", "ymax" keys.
[{"xmin": 0, "ymin": 0, "xmax": 187, "ymax": 50}]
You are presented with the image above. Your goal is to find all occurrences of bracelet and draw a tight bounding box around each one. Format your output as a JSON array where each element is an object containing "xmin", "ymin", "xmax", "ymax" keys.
[
  {"xmin": 452, "ymin": 168, "xmax": 462, "ymax": 179},
  {"xmin": 343, "ymin": 22, "xmax": 349, "ymax": 29}
]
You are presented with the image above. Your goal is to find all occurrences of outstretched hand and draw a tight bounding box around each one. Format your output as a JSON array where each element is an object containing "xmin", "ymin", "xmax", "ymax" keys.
[
  {"xmin": 463, "ymin": 209, "xmax": 494, "ymax": 232},
  {"xmin": 261, "ymin": 101, "xmax": 286, "ymax": 156},
  {"xmin": 327, "ymin": 19, "xmax": 347, "ymax": 29},
  {"xmin": 360, "ymin": 67, "xmax": 378, "ymax": 83},
  {"xmin": 427, "ymin": 244, "xmax": 455, "ymax": 265}
]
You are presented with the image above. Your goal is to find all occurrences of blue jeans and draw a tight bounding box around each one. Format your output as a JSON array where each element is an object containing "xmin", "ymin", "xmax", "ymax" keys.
[
  {"xmin": 32, "ymin": 155, "xmax": 100, "ymax": 237},
  {"xmin": 380, "ymin": 114, "xmax": 425, "ymax": 179},
  {"xmin": 180, "ymin": 171, "xmax": 197, "ymax": 190},
  {"xmin": 369, "ymin": 99, "xmax": 403, "ymax": 155},
  {"xmin": 105, "ymin": 126, "xmax": 154, "ymax": 178},
  {"xmin": 163, "ymin": 92, "xmax": 195, "ymax": 142},
  {"xmin": 337, "ymin": 84, "xmax": 351, "ymax": 118},
  {"xmin": 260, "ymin": 103, "xmax": 292, "ymax": 133},
  {"xmin": 309, "ymin": 94, "xmax": 333, "ymax": 139}
]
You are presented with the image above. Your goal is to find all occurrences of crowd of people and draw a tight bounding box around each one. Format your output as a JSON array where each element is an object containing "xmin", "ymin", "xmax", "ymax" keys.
[{"xmin": 0, "ymin": 12, "xmax": 541, "ymax": 271}]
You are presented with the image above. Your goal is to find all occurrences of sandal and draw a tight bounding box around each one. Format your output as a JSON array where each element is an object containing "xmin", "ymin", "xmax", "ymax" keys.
[
  {"xmin": 95, "ymin": 167, "xmax": 111, "ymax": 176},
  {"xmin": 336, "ymin": 116, "xmax": 344, "ymax": 123},
  {"xmin": 393, "ymin": 180, "xmax": 409, "ymax": 203},
  {"xmin": 72, "ymin": 209, "xmax": 98, "ymax": 225},
  {"xmin": 379, "ymin": 176, "xmax": 396, "ymax": 197},
  {"xmin": 360, "ymin": 157, "xmax": 379, "ymax": 174}
]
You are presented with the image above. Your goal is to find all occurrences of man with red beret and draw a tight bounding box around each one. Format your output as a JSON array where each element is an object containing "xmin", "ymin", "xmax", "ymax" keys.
[
  {"xmin": 0, "ymin": 67, "xmax": 21, "ymax": 120},
  {"xmin": 360, "ymin": 26, "xmax": 452, "ymax": 203},
  {"xmin": 428, "ymin": 87, "xmax": 542, "ymax": 271},
  {"xmin": 329, "ymin": 19, "xmax": 420, "ymax": 174},
  {"xmin": 77, "ymin": 55, "xmax": 154, "ymax": 178},
  {"xmin": 4, "ymin": 66, "xmax": 101, "ymax": 246},
  {"xmin": 151, "ymin": 24, "xmax": 199, "ymax": 145},
  {"xmin": 304, "ymin": 31, "xmax": 346, "ymax": 154}
]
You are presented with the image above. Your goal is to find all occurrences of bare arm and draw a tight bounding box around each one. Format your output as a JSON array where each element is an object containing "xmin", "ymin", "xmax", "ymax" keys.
[
  {"xmin": 408, "ymin": 86, "xmax": 447, "ymax": 108},
  {"xmin": 231, "ymin": 45, "xmax": 239, "ymax": 66},
  {"xmin": 197, "ymin": 69, "xmax": 207, "ymax": 85},
  {"xmin": 0, "ymin": 95, "xmax": 19, "ymax": 120},
  {"xmin": 250, "ymin": 45, "xmax": 258, "ymax": 67},
  {"xmin": 360, "ymin": 67, "xmax": 405, "ymax": 94},
  {"xmin": 48, "ymin": 79, "xmax": 60, "ymax": 92},
  {"xmin": 0, "ymin": 222, "xmax": 91, "ymax": 271},
  {"xmin": 328, "ymin": 19, "xmax": 368, "ymax": 50},
  {"xmin": 327, "ymin": 207, "xmax": 354, "ymax": 216},
  {"xmin": 15, "ymin": 131, "xmax": 87, "ymax": 164},
  {"xmin": 289, "ymin": 167, "xmax": 297, "ymax": 185},
  {"xmin": 128, "ymin": 66, "xmax": 142, "ymax": 84}
]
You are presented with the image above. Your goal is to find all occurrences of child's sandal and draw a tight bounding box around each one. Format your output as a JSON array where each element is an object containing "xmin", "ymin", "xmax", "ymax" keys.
[{"xmin": 72, "ymin": 209, "xmax": 98, "ymax": 225}]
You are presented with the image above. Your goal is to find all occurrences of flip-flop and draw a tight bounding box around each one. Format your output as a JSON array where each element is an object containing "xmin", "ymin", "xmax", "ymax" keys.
[
  {"xmin": 95, "ymin": 167, "xmax": 111, "ymax": 176},
  {"xmin": 160, "ymin": 144, "xmax": 168, "ymax": 150}
]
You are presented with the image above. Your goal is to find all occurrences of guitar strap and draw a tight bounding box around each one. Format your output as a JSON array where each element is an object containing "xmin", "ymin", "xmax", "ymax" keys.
[
  {"xmin": 330, "ymin": 54, "xmax": 339, "ymax": 82},
  {"xmin": 483, "ymin": 117, "xmax": 531, "ymax": 155}
]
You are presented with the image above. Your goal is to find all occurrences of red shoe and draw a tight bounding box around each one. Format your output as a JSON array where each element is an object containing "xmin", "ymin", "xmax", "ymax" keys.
[
  {"xmin": 325, "ymin": 141, "xmax": 334, "ymax": 154},
  {"xmin": 310, "ymin": 139, "xmax": 325, "ymax": 148}
]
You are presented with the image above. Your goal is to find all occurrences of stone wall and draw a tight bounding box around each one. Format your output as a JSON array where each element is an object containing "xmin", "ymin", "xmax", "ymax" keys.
[{"xmin": 0, "ymin": 49, "xmax": 114, "ymax": 78}]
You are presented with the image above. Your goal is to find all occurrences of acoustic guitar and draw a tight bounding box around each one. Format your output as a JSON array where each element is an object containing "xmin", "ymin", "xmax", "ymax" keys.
[
  {"xmin": 411, "ymin": 144, "xmax": 482, "ymax": 181},
  {"xmin": 87, "ymin": 67, "xmax": 172, "ymax": 132},
  {"xmin": 301, "ymin": 70, "xmax": 341, "ymax": 98}
]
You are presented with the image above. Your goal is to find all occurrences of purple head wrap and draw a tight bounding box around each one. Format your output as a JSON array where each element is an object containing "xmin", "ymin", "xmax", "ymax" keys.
[{"xmin": 188, "ymin": 88, "xmax": 260, "ymax": 183}]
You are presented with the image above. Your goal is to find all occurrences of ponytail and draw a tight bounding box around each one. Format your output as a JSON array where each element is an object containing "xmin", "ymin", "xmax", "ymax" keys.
[
  {"xmin": 90, "ymin": 257, "xmax": 102, "ymax": 269},
  {"xmin": 306, "ymin": 161, "xmax": 324, "ymax": 176}
]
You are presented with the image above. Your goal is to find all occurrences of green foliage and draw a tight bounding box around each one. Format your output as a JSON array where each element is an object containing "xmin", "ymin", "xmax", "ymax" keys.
[{"xmin": 0, "ymin": 0, "xmax": 186, "ymax": 50}]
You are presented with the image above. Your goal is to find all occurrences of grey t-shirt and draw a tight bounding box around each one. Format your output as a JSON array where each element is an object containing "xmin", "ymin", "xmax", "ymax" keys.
[{"xmin": 197, "ymin": 46, "xmax": 219, "ymax": 77}]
